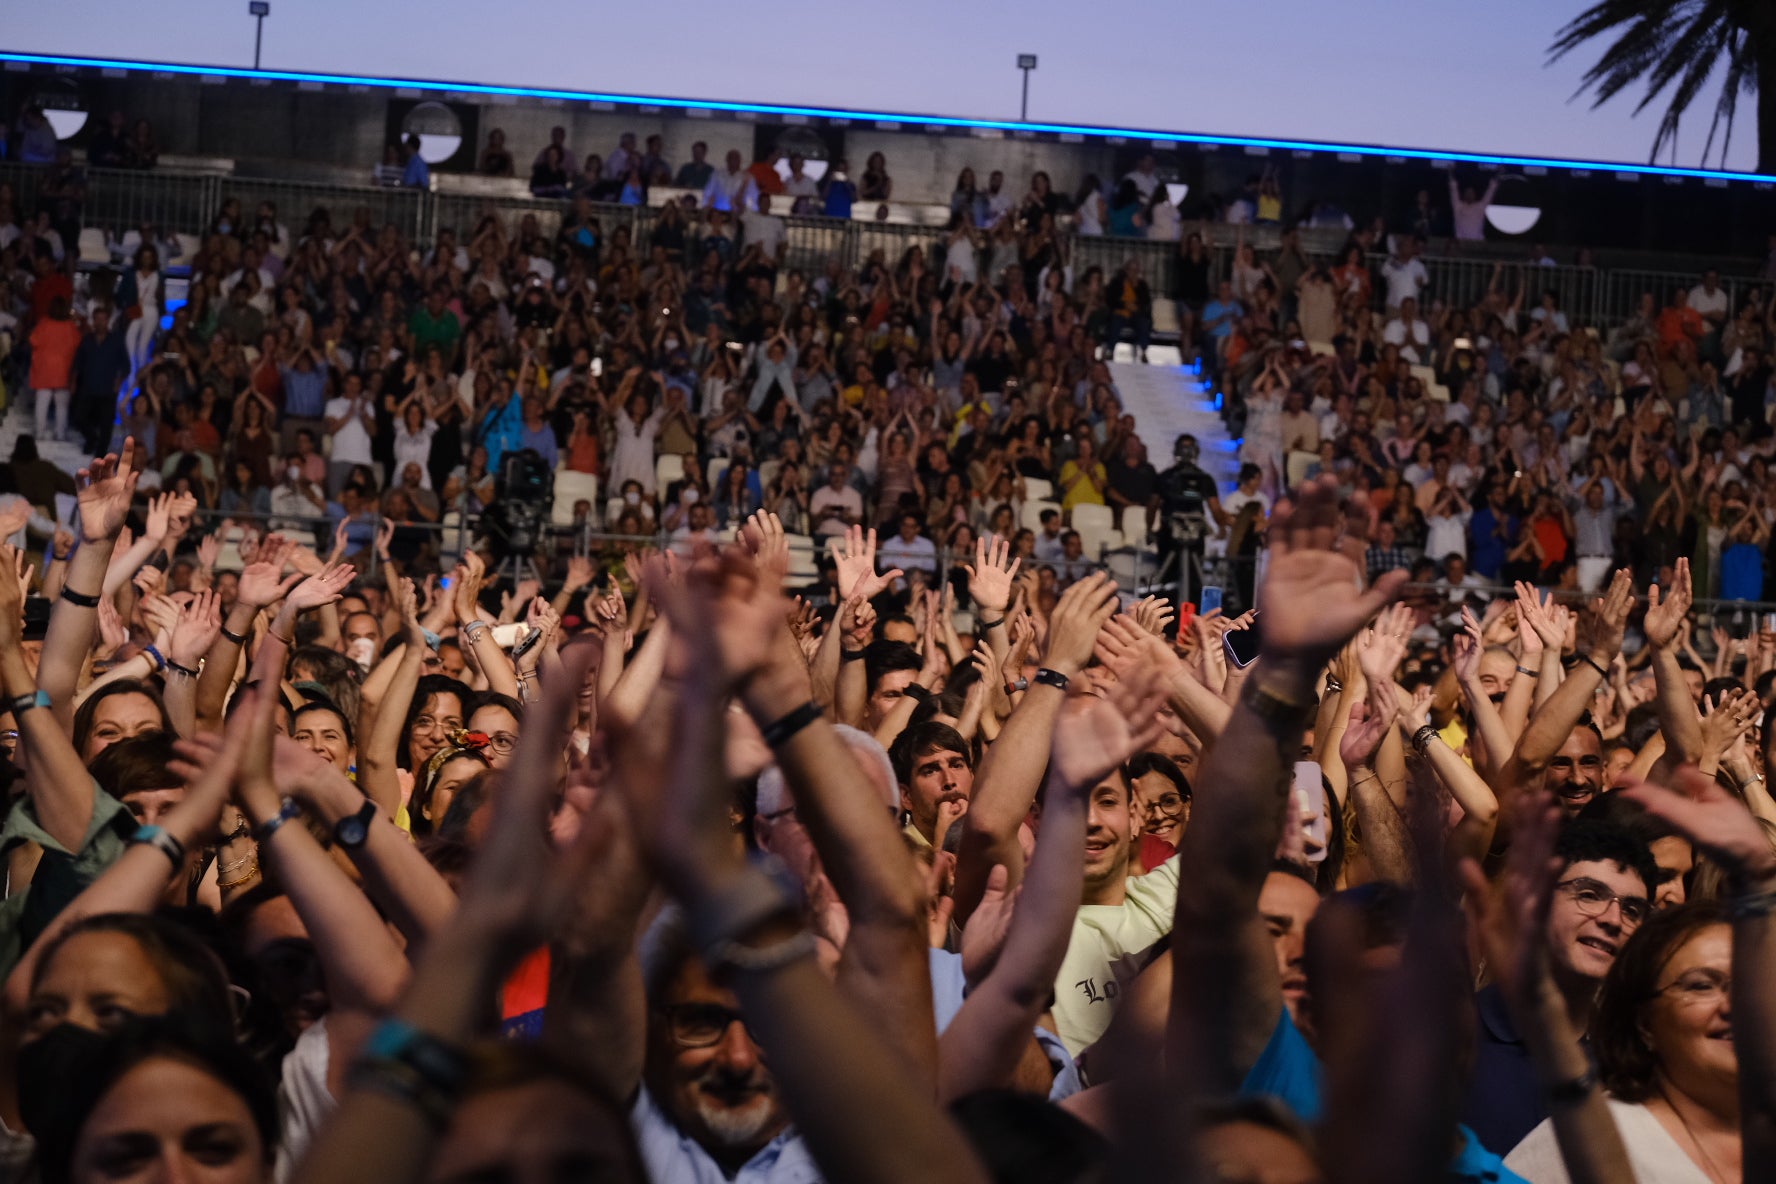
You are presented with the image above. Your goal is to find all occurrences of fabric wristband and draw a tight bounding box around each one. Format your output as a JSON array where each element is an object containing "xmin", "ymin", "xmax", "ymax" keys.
[
  {"xmin": 220, "ymin": 625, "xmax": 248, "ymax": 646},
  {"xmin": 1515, "ymin": 665, "xmax": 1538, "ymax": 676},
  {"xmin": 1576, "ymin": 652, "xmax": 1608, "ymax": 678},
  {"xmin": 975, "ymin": 614, "xmax": 1005, "ymax": 630},
  {"xmin": 10, "ymin": 689, "xmax": 50, "ymax": 715},
  {"xmin": 59, "ymin": 586, "xmax": 101, "ymax": 608},
  {"xmin": 165, "ymin": 658, "xmax": 200, "ymax": 679},
  {"xmin": 130, "ymin": 824, "xmax": 186, "ymax": 869},
  {"xmin": 840, "ymin": 649, "xmax": 867, "ymax": 663},
  {"xmin": 759, "ymin": 701, "xmax": 822, "ymax": 748},
  {"xmin": 142, "ymin": 644, "xmax": 168, "ymax": 672}
]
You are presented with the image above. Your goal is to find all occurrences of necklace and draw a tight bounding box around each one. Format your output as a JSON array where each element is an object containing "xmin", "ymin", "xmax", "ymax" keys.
[{"xmin": 1657, "ymin": 1084, "xmax": 1732, "ymax": 1184}]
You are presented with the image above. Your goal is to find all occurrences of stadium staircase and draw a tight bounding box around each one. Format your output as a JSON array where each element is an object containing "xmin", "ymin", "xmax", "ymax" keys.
[
  {"xmin": 0, "ymin": 394, "xmax": 92, "ymax": 478},
  {"xmin": 1108, "ymin": 358, "xmax": 1240, "ymax": 492}
]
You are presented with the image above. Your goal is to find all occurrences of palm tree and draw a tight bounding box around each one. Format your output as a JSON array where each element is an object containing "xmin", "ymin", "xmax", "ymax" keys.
[{"xmin": 1548, "ymin": 0, "xmax": 1776, "ymax": 171}]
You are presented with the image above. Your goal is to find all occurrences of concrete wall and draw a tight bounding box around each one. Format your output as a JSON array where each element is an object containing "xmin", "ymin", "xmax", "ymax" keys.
[{"xmin": 838, "ymin": 129, "xmax": 1116, "ymax": 205}]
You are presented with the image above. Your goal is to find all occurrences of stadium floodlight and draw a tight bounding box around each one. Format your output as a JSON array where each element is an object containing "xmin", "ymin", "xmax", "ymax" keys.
[
  {"xmin": 248, "ymin": 3, "xmax": 270, "ymax": 70},
  {"xmin": 1017, "ymin": 55, "xmax": 1037, "ymax": 121}
]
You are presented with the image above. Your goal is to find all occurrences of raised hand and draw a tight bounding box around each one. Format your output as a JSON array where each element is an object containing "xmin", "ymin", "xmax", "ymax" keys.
[
  {"xmin": 561, "ymin": 554, "xmax": 596, "ymax": 594},
  {"xmin": 1047, "ymin": 658, "xmax": 1169, "ymax": 792},
  {"xmin": 236, "ymin": 550, "xmax": 303, "ymax": 610},
  {"xmin": 1624, "ymin": 766, "xmax": 1776, "ymax": 884},
  {"xmin": 841, "ymin": 594, "xmax": 876, "ymax": 650},
  {"xmin": 95, "ymin": 595, "xmax": 128, "ymax": 656},
  {"xmin": 139, "ymin": 592, "xmax": 181, "ymax": 643},
  {"xmin": 75, "ymin": 439, "xmax": 143, "ymax": 543},
  {"xmin": 289, "ymin": 563, "xmax": 356, "ymax": 612},
  {"xmin": 1700, "ymin": 689, "xmax": 1762, "ymax": 766},
  {"xmin": 1259, "ymin": 476, "xmax": 1405, "ymax": 678},
  {"xmin": 1586, "ymin": 568, "xmax": 1636, "ymax": 661},
  {"xmin": 453, "ymin": 552, "xmax": 488, "ymax": 624},
  {"xmin": 1641, "ymin": 557, "xmax": 1693, "ymax": 650},
  {"xmin": 744, "ymin": 510, "xmax": 790, "ymax": 589},
  {"xmin": 0, "ymin": 545, "xmax": 23, "ymax": 648},
  {"xmin": 1357, "ymin": 602, "xmax": 1413, "ymax": 688},
  {"xmin": 1042, "ymin": 571, "xmax": 1120, "ymax": 679},
  {"xmin": 834, "ymin": 525, "xmax": 901, "ymax": 601},
  {"xmin": 0, "ymin": 500, "xmax": 32, "ymax": 541},
  {"xmin": 195, "ymin": 534, "xmax": 220, "ymax": 575},
  {"xmin": 1339, "ymin": 694, "xmax": 1394, "ymax": 769},
  {"xmin": 649, "ymin": 547, "xmax": 789, "ymax": 691},
  {"xmin": 327, "ymin": 516, "xmax": 352, "ymax": 566},
  {"xmin": 964, "ymin": 535, "xmax": 1020, "ymax": 614},
  {"xmin": 1452, "ymin": 606, "xmax": 1484, "ymax": 685},
  {"xmin": 163, "ymin": 492, "xmax": 198, "ymax": 539},
  {"xmin": 1131, "ymin": 595, "xmax": 1176, "ymax": 639},
  {"xmin": 142, "ymin": 492, "xmax": 174, "ymax": 545},
  {"xmin": 167, "ymin": 590, "xmax": 224, "ymax": 667},
  {"xmin": 1458, "ymin": 789, "xmax": 1565, "ymax": 1006}
]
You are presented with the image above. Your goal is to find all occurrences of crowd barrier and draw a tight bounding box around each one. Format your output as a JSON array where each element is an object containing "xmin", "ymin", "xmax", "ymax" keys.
[{"xmin": 5, "ymin": 160, "xmax": 1761, "ymax": 336}]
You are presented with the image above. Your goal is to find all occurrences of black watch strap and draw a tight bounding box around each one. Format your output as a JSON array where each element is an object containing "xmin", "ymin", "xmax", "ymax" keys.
[
  {"xmin": 1033, "ymin": 667, "xmax": 1070, "ymax": 692},
  {"xmin": 334, "ymin": 799, "xmax": 379, "ymax": 849}
]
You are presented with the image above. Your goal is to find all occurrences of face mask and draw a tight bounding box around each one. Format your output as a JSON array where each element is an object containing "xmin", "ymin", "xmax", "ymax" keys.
[
  {"xmin": 347, "ymin": 637, "xmax": 376, "ymax": 668},
  {"xmin": 624, "ymin": 490, "xmax": 641, "ymax": 506},
  {"xmin": 664, "ymin": 337, "xmax": 680, "ymax": 351},
  {"xmin": 683, "ymin": 489, "xmax": 700, "ymax": 504},
  {"xmin": 287, "ymin": 465, "xmax": 301, "ymax": 482}
]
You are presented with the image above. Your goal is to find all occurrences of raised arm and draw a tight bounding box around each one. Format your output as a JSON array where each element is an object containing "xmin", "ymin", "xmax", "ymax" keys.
[
  {"xmin": 40, "ymin": 440, "xmax": 141, "ymax": 725},
  {"xmin": 954, "ymin": 573, "xmax": 1118, "ymax": 922},
  {"xmin": 1170, "ymin": 477, "xmax": 1405, "ymax": 1089},
  {"xmin": 940, "ymin": 667, "xmax": 1166, "ymax": 1101},
  {"xmin": 1642, "ymin": 557, "xmax": 1704, "ymax": 768}
]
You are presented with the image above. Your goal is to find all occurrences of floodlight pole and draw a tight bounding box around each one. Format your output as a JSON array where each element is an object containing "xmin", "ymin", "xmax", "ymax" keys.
[
  {"xmin": 1017, "ymin": 54, "xmax": 1037, "ymax": 122},
  {"xmin": 249, "ymin": 2, "xmax": 271, "ymax": 70}
]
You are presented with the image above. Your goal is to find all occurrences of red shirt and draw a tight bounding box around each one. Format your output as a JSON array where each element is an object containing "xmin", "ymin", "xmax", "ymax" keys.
[
  {"xmin": 28, "ymin": 318, "xmax": 81, "ymax": 389},
  {"xmin": 28, "ymin": 272, "xmax": 73, "ymax": 325}
]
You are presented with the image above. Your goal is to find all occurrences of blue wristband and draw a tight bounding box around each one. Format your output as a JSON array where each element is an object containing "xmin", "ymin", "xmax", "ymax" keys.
[
  {"xmin": 130, "ymin": 824, "xmax": 186, "ymax": 868},
  {"xmin": 142, "ymin": 643, "xmax": 167, "ymax": 672}
]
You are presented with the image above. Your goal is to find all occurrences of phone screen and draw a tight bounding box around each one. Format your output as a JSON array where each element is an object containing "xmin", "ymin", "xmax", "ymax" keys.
[
  {"xmin": 1294, "ymin": 761, "xmax": 1329, "ymax": 862},
  {"xmin": 1223, "ymin": 613, "xmax": 1262, "ymax": 668}
]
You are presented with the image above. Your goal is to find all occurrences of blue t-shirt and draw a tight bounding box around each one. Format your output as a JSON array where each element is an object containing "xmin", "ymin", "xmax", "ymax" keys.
[
  {"xmin": 1241, "ymin": 1008, "xmax": 1531, "ymax": 1184},
  {"xmin": 1721, "ymin": 542, "xmax": 1765, "ymax": 602},
  {"xmin": 1203, "ymin": 298, "xmax": 1242, "ymax": 339},
  {"xmin": 1469, "ymin": 508, "xmax": 1517, "ymax": 580}
]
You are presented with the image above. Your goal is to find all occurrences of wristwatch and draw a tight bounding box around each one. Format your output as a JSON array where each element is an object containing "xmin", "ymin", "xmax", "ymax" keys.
[{"xmin": 333, "ymin": 799, "xmax": 378, "ymax": 849}]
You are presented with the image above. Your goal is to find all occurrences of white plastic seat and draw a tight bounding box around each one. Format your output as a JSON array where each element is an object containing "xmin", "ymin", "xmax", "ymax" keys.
[
  {"xmin": 550, "ymin": 469, "xmax": 600, "ymax": 527},
  {"xmin": 1077, "ymin": 526, "xmax": 1126, "ymax": 560},
  {"xmin": 1022, "ymin": 476, "xmax": 1054, "ymax": 501},
  {"xmin": 77, "ymin": 228, "xmax": 111, "ymax": 268},
  {"xmin": 784, "ymin": 533, "xmax": 819, "ymax": 581},
  {"xmin": 1119, "ymin": 505, "xmax": 1154, "ymax": 545},
  {"xmin": 1070, "ymin": 503, "xmax": 1116, "ymax": 536},
  {"xmin": 605, "ymin": 497, "xmax": 628, "ymax": 528},
  {"xmin": 656, "ymin": 453, "xmax": 688, "ymax": 492}
]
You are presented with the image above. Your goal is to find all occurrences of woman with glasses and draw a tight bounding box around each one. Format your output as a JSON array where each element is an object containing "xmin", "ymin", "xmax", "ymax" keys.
[{"xmin": 464, "ymin": 692, "xmax": 523, "ymax": 773}]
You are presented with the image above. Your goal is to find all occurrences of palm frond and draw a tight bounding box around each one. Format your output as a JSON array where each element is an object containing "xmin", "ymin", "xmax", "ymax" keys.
[{"xmin": 1546, "ymin": 0, "xmax": 1759, "ymax": 164}]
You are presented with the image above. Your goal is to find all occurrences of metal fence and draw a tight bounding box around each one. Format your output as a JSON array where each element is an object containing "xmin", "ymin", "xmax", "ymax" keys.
[{"xmin": 6, "ymin": 159, "xmax": 1762, "ymax": 337}]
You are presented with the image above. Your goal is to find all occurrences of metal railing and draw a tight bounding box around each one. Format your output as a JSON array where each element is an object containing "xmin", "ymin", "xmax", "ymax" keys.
[{"xmin": 7, "ymin": 158, "xmax": 1762, "ymax": 339}]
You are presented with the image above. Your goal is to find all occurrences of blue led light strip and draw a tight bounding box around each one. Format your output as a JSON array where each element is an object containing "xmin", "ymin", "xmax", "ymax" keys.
[{"xmin": 4, "ymin": 49, "xmax": 1772, "ymax": 183}]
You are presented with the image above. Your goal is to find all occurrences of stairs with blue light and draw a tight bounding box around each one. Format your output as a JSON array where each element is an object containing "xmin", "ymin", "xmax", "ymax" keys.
[{"xmin": 1108, "ymin": 359, "xmax": 1240, "ymax": 493}]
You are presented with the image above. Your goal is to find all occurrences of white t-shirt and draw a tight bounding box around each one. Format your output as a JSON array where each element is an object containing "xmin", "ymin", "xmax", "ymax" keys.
[
  {"xmin": 1383, "ymin": 317, "xmax": 1432, "ymax": 362},
  {"xmin": 879, "ymin": 533, "xmax": 939, "ymax": 574},
  {"xmin": 740, "ymin": 211, "xmax": 786, "ymax": 258},
  {"xmin": 1688, "ymin": 284, "xmax": 1729, "ymax": 320},
  {"xmin": 323, "ymin": 396, "xmax": 375, "ymax": 465},
  {"xmin": 1051, "ymin": 856, "xmax": 1179, "ymax": 1056},
  {"xmin": 1504, "ymin": 1099, "xmax": 1711, "ymax": 1184},
  {"xmin": 1381, "ymin": 256, "xmax": 1428, "ymax": 307}
]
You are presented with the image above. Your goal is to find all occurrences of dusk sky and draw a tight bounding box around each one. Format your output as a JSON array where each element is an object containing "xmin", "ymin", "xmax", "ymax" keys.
[{"xmin": 8, "ymin": 0, "xmax": 1756, "ymax": 172}]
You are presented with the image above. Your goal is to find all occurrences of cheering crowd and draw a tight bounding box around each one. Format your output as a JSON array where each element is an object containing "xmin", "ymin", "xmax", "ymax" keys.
[{"xmin": 0, "ymin": 423, "xmax": 1770, "ymax": 1183}]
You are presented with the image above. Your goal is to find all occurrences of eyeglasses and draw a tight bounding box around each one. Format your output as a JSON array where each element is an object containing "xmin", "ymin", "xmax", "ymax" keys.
[
  {"xmin": 411, "ymin": 715, "xmax": 462, "ymax": 735},
  {"xmin": 485, "ymin": 731, "xmax": 519, "ymax": 755},
  {"xmin": 1654, "ymin": 969, "xmax": 1731, "ymax": 1006},
  {"xmin": 1141, "ymin": 792, "xmax": 1188, "ymax": 819},
  {"xmin": 1555, "ymin": 877, "xmax": 1651, "ymax": 928},
  {"xmin": 659, "ymin": 1002, "xmax": 754, "ymax": 1049}
]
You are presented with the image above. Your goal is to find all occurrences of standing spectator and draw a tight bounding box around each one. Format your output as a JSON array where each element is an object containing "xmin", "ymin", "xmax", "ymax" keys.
[
  {"xmin": 1381, "ymin": 236, "xmax": 1429, "ymax": 311},
  {"xmin": 517, "ymin": 396, "xmax": 559, "ymax": 470},
  {"xmin": 530, "ymin": 146, "xmax": 573, "ymax": 198},
  {"xmin": 1122, "ymin": 152, "xmax": 1161, "ymax": 200},
  {"xmin": 603, "ymin": 132, "xmax": 638, "ymax": 181},
  {"xmin": 821, "ymin": 159, "xmax": 857, "ymax": 219},
  {"xmin": 674, "ymin": 141, "xmax": 714, "ymax": 190},
  {"xmin": 531, "ymin": 125, "xmax": 573, "ymax": 169},
  {"xmin": 323, "ymin": 372, "xmax": 377, "ymax": 495},
  {"xmin": 28, "ymin": 296, "xmax": 81, "ymax": 443},
  {"xmin": 117, "ymin": 244, "xmax": 163, "ymax": 382},
  {"xmin": 783, "ymin": 156, "xmax": 820, "ymax": 208},
  {"xmin": 71, "ymin": 304, "xmax": 130, "ymax": 455},
  {"xmin": 703, "ymin": 149, "xmax": 756, "ymax": 213},
  {"xmin": 478, "ymin": 129, "xmax": 515, "ymax": 177},
  {"xmin": 399, "ymin": 134, "xmax": 430, "ymax": 189},
  {"xmin": 1105, "ymin": 260, "xmax": 1153, "ymax": 361},
  {"xmin": 1688, "ymin": 270, "xmax": 1730, "ymax": 361},
  {"xmin": 1449, "ymin": 172, "xmax": 1501, "ymax": 241},
  {"xmin": 87, "ymin": 110, "xmax": 130, "ymax": 168},
  {"xmin": 13, "ymin": 106, "xmax": 57, "ymax": 163},
  {"xmin": 125, "ymin": 118, "xmax": 160, "ymax": 169},
  {"xmin": 860, "ymin": 152, "xmax": 893, "ymax": 200},
  {"xmin": 279, "ymin": 342, "xmax": 329, "ymax": 452}
]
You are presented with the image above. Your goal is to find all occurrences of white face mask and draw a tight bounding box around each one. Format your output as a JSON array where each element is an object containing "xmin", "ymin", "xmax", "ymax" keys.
[
  {"xmin": 664, "ymin": 337, "xmax": 680, "ymax": 351},
  {"xmin": 346, "ymin": 637, "xmax": 376, "ymax": 669},
  {"xmin": 287, "ymin": 465, "xmax": 301, "ymax": 483},
  {"xmin": 683, "ymin": 489, "xmax": 700, "ymax": 504},
  {"xmin": 624, "ymin": 490, "xmax": 641, "ymax": 506}
]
